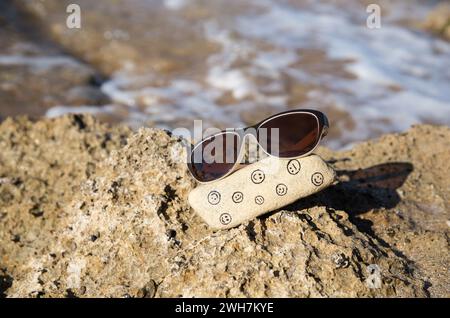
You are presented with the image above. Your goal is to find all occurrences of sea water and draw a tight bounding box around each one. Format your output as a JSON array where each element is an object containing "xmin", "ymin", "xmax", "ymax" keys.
[{"xmin": 4, "ymin": 0, "xmax": 448, "ymax": 149}]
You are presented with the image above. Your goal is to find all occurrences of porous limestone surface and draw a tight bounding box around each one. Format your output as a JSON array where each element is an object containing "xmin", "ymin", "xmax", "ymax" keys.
[{"xmin": 0, "ymin": 115, "xmax": 448, "ymax": 297}]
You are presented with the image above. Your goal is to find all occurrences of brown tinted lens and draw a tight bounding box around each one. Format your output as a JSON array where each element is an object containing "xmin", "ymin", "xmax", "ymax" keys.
[
  {"xmin": 188, "ymin": 132, "xmax": 240, "ymax": 182},
  {"xmin": 259, "ymin": 112, "xmax": 319, "ymax": 157}
]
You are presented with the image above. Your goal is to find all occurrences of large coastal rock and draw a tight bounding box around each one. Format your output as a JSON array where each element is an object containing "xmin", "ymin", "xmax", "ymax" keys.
[{"xmin": 0, "ymin": 115, "xmax": 448, "ymax": 297}]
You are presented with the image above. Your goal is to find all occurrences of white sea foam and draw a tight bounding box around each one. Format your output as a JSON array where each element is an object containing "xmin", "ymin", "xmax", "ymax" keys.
[
  {"xmin": 163, "ymin": 0, "xmax": 188, "ymax": 11},
  {"xmin": 234, "ymin": 0, "xmax": 450, "ymax": 147}
]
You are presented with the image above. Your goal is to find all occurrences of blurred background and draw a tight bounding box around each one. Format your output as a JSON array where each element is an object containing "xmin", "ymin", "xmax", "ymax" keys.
[{"xmin": 0, "ymin": 0, "xmax": 449, "ymax": 149}]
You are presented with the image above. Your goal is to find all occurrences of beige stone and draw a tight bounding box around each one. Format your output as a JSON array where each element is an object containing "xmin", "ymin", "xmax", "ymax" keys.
[
  {"xmin": 0, "ymin": 116, "xmax": 448, "ymax": 297},
  {"xmin": 189, "ymin": 155, "xmax": 336, "ymax": 230}
]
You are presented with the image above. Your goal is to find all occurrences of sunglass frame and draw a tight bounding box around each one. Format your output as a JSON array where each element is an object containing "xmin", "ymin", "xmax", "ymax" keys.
[{"xmin": 188, "ymin": 109, "xmax": 329, "ymax": 184}]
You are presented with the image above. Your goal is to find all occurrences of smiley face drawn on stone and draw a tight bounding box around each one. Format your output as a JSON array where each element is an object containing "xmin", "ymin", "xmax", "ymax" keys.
[
  {"xmin": 207, "ymin": 190, "xmax": 221, "ymax": 205},
  {"xmin": 311, "ymin": 172, "xmax": 324, "ymax": 186},
  {"xmin": 251, "ymin": 169, "xmax": 265, "ymax": 184},
  {"xmin": 276, "ymin": 183, "xmax": 288, "ymax": 196},
  {"xmin": 255, "ymin": 195, "xmax": 265, "ymax": 205},
  {"xmin": 232, "ymin": 191, "xmax": 244, "ymax": 204},
  {"xmin": 287, "ymin": 159, "xmax": 301, "ymax": 175},
  {"xmin": 219, "ymin": 213, "xmax": 232, "ymax": 225}
]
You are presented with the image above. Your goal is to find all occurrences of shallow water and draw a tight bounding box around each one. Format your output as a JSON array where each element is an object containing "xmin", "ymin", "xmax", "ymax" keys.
[{"xmin": 2, "ymin": 0, "xmax": 450, "ymax": 149}]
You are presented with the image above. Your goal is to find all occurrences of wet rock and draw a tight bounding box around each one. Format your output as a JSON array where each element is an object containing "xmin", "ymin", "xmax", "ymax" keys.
[
  {"xmin": 0, "ymin": 115, "xmax": 448, "ymax": 297},
  {"xmin": 423, "ymin": 3, "xmax": 450, "ymax": 41},
  {"xmin": 0, "ymin": 3, "xmax": 110, "ymax": 119},
  {"xmin": 65, "ymin": 86, "xmax": 109, "ymax": 106},
  {"xmin": 13, "ymin": 0, "xmax": 219, "ymax": 76}
]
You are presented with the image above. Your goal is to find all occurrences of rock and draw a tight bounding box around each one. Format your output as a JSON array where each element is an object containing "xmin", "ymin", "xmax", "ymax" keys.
[
  {"xmin": 423, "ymin": 3, "xmax": 450, "ymax": 41},
  {"xmin": 65, "ymin": 86, "xmax": 109, "ymax": 106},
  {"xmin": 188, "ymin": 155, "xmax": 337, "ymax": 230},
  {"xmin": 0, "ymin": 3, "xmax": 110, "ymax": 119},
  {"xmin": 12, "ymin": 0, "xmax": 219, "ymax": 76},
  {"xmin": 0, "ymin": 115, "xmax": 448, "ymax": 297},
  {"xmin": 0, "ymin": 115, "xmax": 131, "ymax": 297}
]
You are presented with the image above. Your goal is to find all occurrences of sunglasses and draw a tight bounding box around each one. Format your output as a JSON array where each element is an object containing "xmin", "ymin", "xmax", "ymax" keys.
[{"xmin": 187, "ymin": 109, "xmax": 329, "ymax": 183}]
